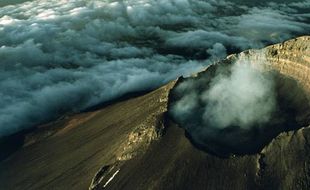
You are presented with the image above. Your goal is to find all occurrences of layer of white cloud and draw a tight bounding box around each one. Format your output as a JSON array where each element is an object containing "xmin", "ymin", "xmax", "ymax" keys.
[{"xmin": 0, "ymin": 0, "xmax": 309, "ymax": 136}]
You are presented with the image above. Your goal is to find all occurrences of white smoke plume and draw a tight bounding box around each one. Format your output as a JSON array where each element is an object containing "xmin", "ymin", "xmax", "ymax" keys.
[
  {"xmin": 168, "ymin": 57, "xmax": 278, "ymax": 155},
  {"xmin": 170, "ymin": 58, "xmax": 276, "ymax": 130},
  {"xmin": 202, "ymin": 63, "xmax": 275, "ymax": 129},
  {"xmin": 0, "ymin": 0, "xmax": 309, "ymax": 137}
]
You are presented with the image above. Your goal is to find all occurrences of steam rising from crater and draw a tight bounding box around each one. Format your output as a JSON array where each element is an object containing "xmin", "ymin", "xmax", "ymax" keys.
[
  {"xmin": 202, "ymin": 63, "xmax": 275, "ymax": 129},
  {"xmin": 169, "ymin": 58, "xmax": 281, "ymax": 155},
  {"xmin": 170, "ymin": 59, "xmax": 276, "ymax": 131}
]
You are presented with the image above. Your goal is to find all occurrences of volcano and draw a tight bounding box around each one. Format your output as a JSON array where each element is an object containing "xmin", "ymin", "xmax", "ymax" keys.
[{"xmin": 0, "ymin": 36, "xmax": 310, "ymax": 190}]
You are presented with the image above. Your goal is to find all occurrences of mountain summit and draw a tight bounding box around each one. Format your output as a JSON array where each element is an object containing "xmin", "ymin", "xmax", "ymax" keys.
[{"xmin": 1, "ymin": 36, "xmax": 310, "ymax": 190}]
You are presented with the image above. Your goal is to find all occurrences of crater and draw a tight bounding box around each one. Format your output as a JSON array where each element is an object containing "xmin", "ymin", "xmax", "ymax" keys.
[{"xmin": 168, "ymin": 59, "xmax": 310, "ymax": 157}]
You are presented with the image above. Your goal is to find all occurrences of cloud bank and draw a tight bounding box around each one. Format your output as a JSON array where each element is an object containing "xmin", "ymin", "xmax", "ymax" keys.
[{"xmin": 0, "ymin": 0, "xmax": 309, "ymax": 137}]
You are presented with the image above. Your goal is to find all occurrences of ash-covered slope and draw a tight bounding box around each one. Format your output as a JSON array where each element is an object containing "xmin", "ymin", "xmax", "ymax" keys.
[
  {"xmin": 0, "ymin": 82, "xmax": 174, "ymax": 190},
  {"xmin": 0, "ymin": 36, "xmax": 310, "ymax": 190}
]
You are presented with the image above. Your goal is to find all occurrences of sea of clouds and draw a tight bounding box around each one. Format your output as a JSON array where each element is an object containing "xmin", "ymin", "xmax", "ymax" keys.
[{"xmin": 0, "ymin": 0, "xmax": 309, "ymax": 137}]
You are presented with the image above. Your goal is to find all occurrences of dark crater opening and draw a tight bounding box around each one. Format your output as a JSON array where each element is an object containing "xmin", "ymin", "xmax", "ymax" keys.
[{"xmin": 168, "ymin": 63, "xmax": 310, "ymax": 157}]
